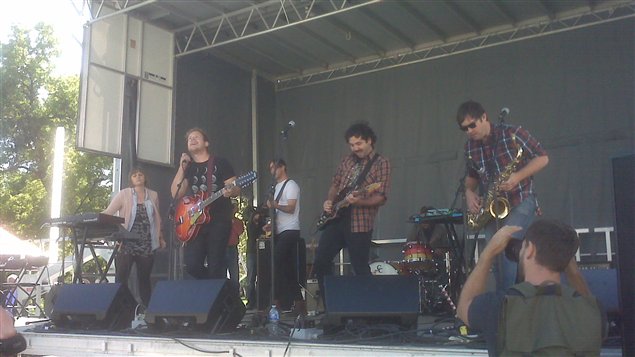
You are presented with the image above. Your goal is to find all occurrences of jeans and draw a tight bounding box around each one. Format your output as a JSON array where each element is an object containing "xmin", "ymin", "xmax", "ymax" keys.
[
  {"xmin": 313, "ymin": 214, "xmax": 372, "ymax": 302},
  {"xmin": 484, "ymin": 195, "xmax": 537, "ymax": 293}
]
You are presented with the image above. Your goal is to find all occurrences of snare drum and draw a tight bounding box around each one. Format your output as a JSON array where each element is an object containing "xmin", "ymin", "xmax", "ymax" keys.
[
  {"xmin": 403, "ymin": 241, "xmax": 435, "ymax": 262},
  {"xmin": 370, "ymin": 261, "xmax": 402, "ymax": 275}
]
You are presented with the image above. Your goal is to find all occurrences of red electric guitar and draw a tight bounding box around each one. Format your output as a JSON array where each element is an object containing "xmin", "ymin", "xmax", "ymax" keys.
[{"xmin": 174, "ymin": 171, "xmax": 257, "ymax": 243}]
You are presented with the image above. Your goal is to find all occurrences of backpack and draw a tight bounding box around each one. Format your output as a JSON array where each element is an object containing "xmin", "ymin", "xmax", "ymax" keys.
[{"xmin": 497, "ymin": 282, "xmax": 602, "ymax": 357}]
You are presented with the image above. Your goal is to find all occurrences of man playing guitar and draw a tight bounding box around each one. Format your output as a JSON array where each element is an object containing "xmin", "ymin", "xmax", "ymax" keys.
[
  {"xmin": 170, "ymin": 128, "xmax": 240, "ymax": 279},
  {"xmin": 313, "ymin": 122, "xmax": 391, "ymax": 301}
]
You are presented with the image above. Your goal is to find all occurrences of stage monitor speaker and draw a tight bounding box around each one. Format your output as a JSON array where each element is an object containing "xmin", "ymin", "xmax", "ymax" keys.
[
  {"xmin": 145, "ymin": 279, "xmax": 245, "ymax": 333},
  {"xmin": 612, "ymin": 153, "xmax": 634, "ymax": 356},
  {"xmin": 49, "ymin": 283, "xmax": 136, "ymax": 330},
  {"xmin": 322, "ymin": 275, "xmax": 420, "ymax": 329}
]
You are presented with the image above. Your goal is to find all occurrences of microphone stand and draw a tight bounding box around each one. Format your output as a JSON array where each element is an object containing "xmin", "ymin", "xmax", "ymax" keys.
[{"xmin": 164, "ymin": 173, "xmax": 189, "ymax": 280}]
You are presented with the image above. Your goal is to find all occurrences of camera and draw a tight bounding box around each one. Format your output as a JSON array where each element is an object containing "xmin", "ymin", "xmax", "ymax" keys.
[{"xmin": 504, "ymin": 238, "xmax": 524, "ymax": 263}]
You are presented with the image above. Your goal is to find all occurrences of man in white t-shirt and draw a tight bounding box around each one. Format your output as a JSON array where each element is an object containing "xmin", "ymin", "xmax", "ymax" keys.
[{"xmin": 267, "ymin": 159, "xmax": 304, "ymax": 312}]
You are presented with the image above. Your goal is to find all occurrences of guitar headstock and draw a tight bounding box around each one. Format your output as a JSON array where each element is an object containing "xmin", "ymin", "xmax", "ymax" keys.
[{"xmin": 235, "ymin": 170, "xmax": 258, "ymax": 188}]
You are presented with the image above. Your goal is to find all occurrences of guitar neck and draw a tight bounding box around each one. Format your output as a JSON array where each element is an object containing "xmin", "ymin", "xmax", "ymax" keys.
[{"xmin": 201, "ymin": 184, "xmax": 233, "ymax": 208}]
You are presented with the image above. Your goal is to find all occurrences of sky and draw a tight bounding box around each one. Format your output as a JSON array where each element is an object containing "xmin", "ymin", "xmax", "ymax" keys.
[{"xmin": 0, "ymin": 0, "xmax": 91, "ymax": 76}]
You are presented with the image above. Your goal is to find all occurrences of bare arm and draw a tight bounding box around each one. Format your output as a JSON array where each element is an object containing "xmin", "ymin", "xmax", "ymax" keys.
[
  {"xmin": 500, "ymin": 155, "xmax": 549, "ymax": 191},
  {"xmin": 347, "ymin": 192, "xmax": 386, "ymax": 208},
  {"xmin": 269, "ymin": 198, "xmax": 297, "ymax": 214},
  {"xmin": 323, "ymin": 184, "xmax": 339, "ymax": 213},
  {"xmin": 457, "ymin": 226, "xmax": 522, "ymax": 326}
]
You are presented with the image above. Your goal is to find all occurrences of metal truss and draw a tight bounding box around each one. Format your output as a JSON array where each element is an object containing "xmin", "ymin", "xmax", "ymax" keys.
[
  {"xmin": 276, "ymin": 2, "xmax": 635, "ymax": 91},
  {"xmin": 173, "ymin": 0, "xmax": 381, "ymax": 57}
]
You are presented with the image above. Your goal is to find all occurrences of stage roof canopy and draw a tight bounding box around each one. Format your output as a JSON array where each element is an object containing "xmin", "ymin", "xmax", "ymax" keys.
[{"xmin": 88, "ymin": 0, "xmax": 634, "ymax": 89}]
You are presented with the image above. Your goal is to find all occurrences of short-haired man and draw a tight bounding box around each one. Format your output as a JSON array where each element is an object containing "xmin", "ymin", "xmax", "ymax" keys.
[
  {"xmin": 457, "ymin": 219, "xmax": 606, "ymax": 356},
  {"xmin": 457, "ymin": 100, "xmax": 549, "ymax": 293},
  {"xmin": 266, "ymin": 159, "xmax": 304, "ymax": 312},
  {"xmin": 313, "ymin": 122, "xmax": 391, "ymax": 298},
  {"xmin": 171, "ymin": 128, "xmax": 240, "ymax": 279}
]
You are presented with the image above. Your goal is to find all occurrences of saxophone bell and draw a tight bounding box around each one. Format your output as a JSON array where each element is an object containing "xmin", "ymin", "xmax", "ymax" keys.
[{"xmin": 488, "ymin": 197, "xmax": 510, "ymax": 220}]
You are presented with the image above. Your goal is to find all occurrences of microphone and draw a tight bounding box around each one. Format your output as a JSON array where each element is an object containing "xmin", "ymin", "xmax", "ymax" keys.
[
  {"xmin": 280, "ymin": 120, "xmax": 296, "ymax": 137},
  {"xmin": 498, "ymin": 107, "xmax": 510, "ymax": 123}
]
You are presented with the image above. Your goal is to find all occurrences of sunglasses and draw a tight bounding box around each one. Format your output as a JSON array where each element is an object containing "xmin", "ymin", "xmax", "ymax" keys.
[{"xmin": 460, "ymin": 121, "xmax": 478, "ymax": 131}]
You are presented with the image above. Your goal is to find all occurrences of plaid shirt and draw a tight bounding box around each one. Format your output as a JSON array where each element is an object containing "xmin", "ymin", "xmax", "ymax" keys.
[
  {"xmin": 332, "ymin": 152, "xmax": 391, "ymax": 233},
  {"xmin": 465, "ymin": 123, "xmax": 547, "ymax": 208}
]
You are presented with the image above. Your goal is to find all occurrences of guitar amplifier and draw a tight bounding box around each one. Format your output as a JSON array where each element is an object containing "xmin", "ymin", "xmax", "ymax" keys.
[{"xmin": 305, "ymin": 279, "xmax": 324, "ymax": 316}]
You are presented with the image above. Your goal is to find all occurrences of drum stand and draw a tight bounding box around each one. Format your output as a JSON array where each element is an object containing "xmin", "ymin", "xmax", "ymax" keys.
[{"xmin": 417, "ymin": 251, "xmax": 456, "ymax": 315}]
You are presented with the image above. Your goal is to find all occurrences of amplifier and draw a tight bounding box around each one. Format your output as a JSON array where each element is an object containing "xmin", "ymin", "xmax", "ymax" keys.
[{"xmin": 305, "ymin": 279, "xmax": 324, "ymax": 316}]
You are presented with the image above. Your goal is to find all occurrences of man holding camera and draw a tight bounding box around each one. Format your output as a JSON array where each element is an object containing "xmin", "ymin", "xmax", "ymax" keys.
[{"xmin": 457, "ymin": 219, "xmax": 606, "ymax": 356}]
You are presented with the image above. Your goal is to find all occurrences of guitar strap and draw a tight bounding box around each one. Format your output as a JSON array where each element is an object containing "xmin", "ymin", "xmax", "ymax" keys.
[
  {"xmin": 205, "ymin": 156, "xmax": 216, "ymax": 198},
  {"xmin": 274, "ymin": 179, "xmax": 290, "ymax": 203},
  {"xmin": 352, "ymin": 153, "xmax": 379, "ymax": 190}
]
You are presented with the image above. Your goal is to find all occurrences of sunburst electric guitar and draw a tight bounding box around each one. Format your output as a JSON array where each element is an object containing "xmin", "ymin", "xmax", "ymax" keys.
[
  {"xmin": 174, "ymin": 171, "xmax": 257, "ymax": 243},
  {"xmin": 315, "ymin": 182, "xmax": 381, "ymax": 231}
]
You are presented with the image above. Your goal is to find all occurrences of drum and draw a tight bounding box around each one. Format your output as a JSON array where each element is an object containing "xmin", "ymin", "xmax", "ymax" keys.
[
  {"xmin": 403, "ymin": 241, "xmax": 435, "ymax": 262},
  {"xmin": 370, "ymin": 261, "xmax": 402, "ymax": 275},
  {"xmin": 402, "ymin": 242, "xmax": 437, "ymax": 276}
]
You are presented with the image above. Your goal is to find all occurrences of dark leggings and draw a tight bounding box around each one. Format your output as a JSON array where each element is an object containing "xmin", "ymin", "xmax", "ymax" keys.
[{"xmin": 115, "ymin": 252, "xmax": 154, "ymax": 306}]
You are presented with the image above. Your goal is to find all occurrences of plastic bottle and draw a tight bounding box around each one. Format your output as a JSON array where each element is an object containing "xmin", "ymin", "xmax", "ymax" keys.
[
  {"xmin": 267, "ymin": 304, "xmax": 281, "ymax": 335},
  {"xmin": 268, "ymin": 304, "xmax": 280, "ymax": 324}
]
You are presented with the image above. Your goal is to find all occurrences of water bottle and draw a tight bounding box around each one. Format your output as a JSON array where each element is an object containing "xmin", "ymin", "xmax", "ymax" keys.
[
  {"xmin": 267, "ymin": 304, "xmax": 281, "ymax": 335},
  {"xmin": 268, "ymin": 304, "xmax": 280, "ymax": 324}
]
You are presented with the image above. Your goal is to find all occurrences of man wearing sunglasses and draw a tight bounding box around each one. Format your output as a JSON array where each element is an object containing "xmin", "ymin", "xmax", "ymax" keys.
[{"xmin": 457, "ymin": 100, "xmax": 549, "ymax": 294}]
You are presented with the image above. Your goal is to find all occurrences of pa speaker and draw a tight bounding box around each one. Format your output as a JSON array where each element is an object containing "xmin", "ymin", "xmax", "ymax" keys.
[
  {"xmin": 145, "ymin": 279, "xmax": 245, "ymax": 333},
  {"xmin": 323, "ymin": 275, "xmax": 420, "ymax": 329},
  {"xmin": 49, "ymin": 283, "xmax": 136, "ymax": 330}
]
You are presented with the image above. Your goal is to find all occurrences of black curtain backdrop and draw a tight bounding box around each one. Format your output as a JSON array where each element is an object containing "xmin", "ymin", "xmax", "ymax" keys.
[
  {"xmin": 152, "ymin": 18, "xmax": 633, "ymax": 277},
  {"xmin": 270, "ymin": 18, "xmax": 634, "ymax": 243}
]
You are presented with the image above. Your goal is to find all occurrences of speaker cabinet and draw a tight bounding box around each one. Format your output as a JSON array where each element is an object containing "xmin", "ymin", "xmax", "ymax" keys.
[
  {"xmin": 322, "ymin": 275, "xmax": 420, "ymax": 329},
  {"xmin": 49, "ymin": 283, "xmax": 136, "ymax": 330},
  {"xmin": 145, "ymin": 279, "xmax": 245, "ymax": 333},
  {"xmin": 612, "ymin": 154, "xmax": 634, "ymax": 355}
]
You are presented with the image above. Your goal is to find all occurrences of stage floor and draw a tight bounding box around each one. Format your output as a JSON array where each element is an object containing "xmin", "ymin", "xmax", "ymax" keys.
[{"xmin": 17, "ymin": 311, "xmax": 623, "ymax": 357}]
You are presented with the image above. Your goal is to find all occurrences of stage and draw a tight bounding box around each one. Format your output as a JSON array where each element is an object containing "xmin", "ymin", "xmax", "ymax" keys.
[{"xmin": 17, "ymin": 311, "xmax": 623, "ymax": 357}]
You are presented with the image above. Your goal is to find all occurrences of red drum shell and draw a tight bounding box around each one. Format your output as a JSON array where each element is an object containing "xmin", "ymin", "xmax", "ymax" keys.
[{"xmin": 403, "ymin": 241, "xmax": 435, "ymax": 262}]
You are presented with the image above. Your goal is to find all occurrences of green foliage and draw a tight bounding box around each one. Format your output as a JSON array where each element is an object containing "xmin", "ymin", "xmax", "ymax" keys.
[{"xmin": 0, "ymin": 23, "xmax": 111, "ymax": 242}]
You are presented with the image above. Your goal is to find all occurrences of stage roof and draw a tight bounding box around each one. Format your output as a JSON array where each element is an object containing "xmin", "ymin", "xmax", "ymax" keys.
[{"xmin": 87, "ymin": 0, "xmax": 634, "ymax": 89}]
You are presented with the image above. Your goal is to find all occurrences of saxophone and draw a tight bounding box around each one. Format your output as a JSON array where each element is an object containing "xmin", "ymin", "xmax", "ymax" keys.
[{"xmin": 467, "ymin": 134, "xmax": 524, "ymax": 231}]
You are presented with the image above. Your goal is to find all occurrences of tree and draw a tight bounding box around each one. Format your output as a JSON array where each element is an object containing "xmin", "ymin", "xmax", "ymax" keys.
[{"xmin": 0, "ymin": 23, "xmax": 112, "ymax": 241}]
